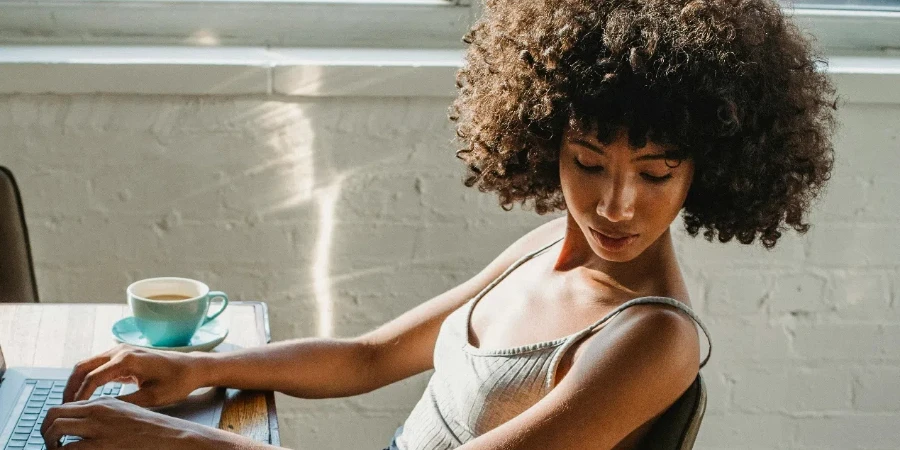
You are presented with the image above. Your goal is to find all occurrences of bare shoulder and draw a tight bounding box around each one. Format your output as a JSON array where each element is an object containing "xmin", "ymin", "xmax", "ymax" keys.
[
  {"xmin": 606, "ymin": 300, "xmax": 700, "ymax": 353},
  {"xmin": 616, "ymin": 300, "xmax": 700, "ymax": 330},
  {"xmin": 578, "ymin": 301, "xmax": 701, "ymax": 379},
  {"xmin": 514, "ymin": 216, "xmax": 567, "ymax": 254}
]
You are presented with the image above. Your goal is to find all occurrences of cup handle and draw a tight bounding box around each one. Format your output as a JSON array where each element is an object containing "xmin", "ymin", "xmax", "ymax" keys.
[{"xmin": 204, "ymin": 291, "xmax": 229, "ymax": 324}]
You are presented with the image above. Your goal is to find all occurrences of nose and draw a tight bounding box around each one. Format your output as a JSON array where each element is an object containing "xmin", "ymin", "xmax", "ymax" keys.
[{"xmin": 596, "ymin": 177, "xmax": 635, "ymax": 222}]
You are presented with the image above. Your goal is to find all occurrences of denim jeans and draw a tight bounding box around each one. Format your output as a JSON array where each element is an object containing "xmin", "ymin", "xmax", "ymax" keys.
[{"xmin": 381, "ymin": 425, "xmax": 403, "ymax": 450}]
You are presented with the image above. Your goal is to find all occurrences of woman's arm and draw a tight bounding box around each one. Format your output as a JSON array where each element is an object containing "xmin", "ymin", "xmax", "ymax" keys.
[{"xmin": 195, "ymin": 336, "xmax": 376, "ymax": 398}]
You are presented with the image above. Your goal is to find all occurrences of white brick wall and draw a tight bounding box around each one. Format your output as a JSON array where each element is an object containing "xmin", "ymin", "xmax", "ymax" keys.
[{"xmin": 1, "ymin": 94, "xmax": 897, "ymax": 449}]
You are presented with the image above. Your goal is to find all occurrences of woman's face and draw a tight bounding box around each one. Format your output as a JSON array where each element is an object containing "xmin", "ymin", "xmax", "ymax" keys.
[{"xmin": 559, "ymin": 125, "xmax": 694, "ymax": 263}]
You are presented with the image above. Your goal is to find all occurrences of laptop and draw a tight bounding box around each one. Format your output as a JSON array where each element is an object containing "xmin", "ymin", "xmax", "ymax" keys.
[{"xmin": 0, "ymin": 343, "xmax": 226, "ymax": 450}]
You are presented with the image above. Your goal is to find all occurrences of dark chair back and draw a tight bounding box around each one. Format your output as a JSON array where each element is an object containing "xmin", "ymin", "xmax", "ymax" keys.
[
  {"xmin": 0, "ymin": 166, "xmax": 38, "ymax": 303},
  {"xmin": 640, "ymin": 373, "xmax": 707, "ymax": 450}
]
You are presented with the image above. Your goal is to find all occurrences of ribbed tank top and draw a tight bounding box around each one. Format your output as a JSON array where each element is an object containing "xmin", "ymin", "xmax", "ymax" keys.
[{"xmin": 393, "ymin": 236, "xmax": 712, "ymax": 450}]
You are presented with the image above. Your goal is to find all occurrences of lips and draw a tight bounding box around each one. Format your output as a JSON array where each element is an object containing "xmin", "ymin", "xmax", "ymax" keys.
[{"xmin": 590, "ymin": 227, "xmax": 638, "ymax": 252}]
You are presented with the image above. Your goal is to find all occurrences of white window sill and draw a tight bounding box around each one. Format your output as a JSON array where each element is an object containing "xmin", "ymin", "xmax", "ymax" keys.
[
  {"xmin": 0, "ymin": 46, "xmax": 464, "ymax": 97},
  {"xmin": 0, "ymin": 46, "xmax": 898, "ymax": 102}
]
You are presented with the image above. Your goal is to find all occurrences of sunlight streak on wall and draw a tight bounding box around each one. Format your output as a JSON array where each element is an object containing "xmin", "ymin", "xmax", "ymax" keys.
[{"xmin": 313, "ymin": 178, "xmax": 343, "ymax": 337}]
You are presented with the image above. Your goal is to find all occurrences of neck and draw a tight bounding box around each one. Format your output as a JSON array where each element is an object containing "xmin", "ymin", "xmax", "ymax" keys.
[{"xmin": 554, "ymin": 213, "xmax": 678, "ymax": 296}]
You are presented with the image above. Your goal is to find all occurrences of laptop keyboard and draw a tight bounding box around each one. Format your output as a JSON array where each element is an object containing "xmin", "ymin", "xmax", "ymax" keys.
[{"xmin": 4, "ymin": 379, "xmax": 122, "ymax": 450}]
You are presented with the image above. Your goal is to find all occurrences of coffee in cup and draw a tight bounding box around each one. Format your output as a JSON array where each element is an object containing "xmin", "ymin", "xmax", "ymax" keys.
[
  {"xmin": 126, "ymin": 277, "xmax": 229, "ymax": 347},
  {"xmin": 145, "ymin": 294, "xmax": 193, "ymax": 301}
]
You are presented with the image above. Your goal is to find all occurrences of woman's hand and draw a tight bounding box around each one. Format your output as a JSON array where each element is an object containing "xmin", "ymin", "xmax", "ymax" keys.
[
  {"xmin": 63, "ymin": 344, "xmax": 209, "ymax": 408},
  {"xmin": 40, "ymin": 397, "xmax": 229, "ymax": 450}
]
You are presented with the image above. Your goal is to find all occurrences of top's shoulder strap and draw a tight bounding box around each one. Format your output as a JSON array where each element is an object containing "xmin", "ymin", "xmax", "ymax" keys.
[{"xmin": 583, "ymin": 296, "xmax": 713, "ymax": 369}]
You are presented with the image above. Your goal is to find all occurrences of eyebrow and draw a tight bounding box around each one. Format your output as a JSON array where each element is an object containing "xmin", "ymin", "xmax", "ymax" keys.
[{"xmin": 571, "ymin": 138, "xmax": 672, "ymax": 161}]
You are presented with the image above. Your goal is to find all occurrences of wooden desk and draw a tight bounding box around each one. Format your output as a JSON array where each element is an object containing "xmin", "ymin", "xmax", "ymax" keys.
[{"xmin": 0, "ymin": 301, "xmax": 280, "ymax": 446}]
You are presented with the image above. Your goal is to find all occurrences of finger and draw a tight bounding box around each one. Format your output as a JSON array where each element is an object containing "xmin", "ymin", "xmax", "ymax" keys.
[
  {"xmin": 73, "ymin": 358, "xmax": 131, "ymax": 402},
  {"xmin": 64, "ymin": 354, "xmax": 113, "ymax": 403},
  {"xmin": 63, "ymin": 344, "xmax": 136, "ymax": 403},
  {"xmin": 40, "ymin": 403, "xmax": 91, "ymax": 439},
  {"xmin": 43, "ymin": 418, "xmax": 95, "ymax": 450}
]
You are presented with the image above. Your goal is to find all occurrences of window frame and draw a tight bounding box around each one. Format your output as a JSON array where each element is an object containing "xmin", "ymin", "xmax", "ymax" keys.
[
  {"xmin": 0, "ymin": 0, "xmax": 475, "ymax": 49},
  {"xmin": 0, "ymin": 1, "xmax": 894, "ymax": 52}
]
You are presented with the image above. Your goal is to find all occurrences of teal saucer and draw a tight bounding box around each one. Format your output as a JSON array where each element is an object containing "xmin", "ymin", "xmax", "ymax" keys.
[{"xmin": 111, "ymin": 316, "xmax": 229, "ymax": 352}]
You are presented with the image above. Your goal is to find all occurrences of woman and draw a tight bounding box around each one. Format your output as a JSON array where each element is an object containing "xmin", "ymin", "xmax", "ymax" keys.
[{"xmin": 41, "ymin": 0, "xmax": 837, "ymax": 448}]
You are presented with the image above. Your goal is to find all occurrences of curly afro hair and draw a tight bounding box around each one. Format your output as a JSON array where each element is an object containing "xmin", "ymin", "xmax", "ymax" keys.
[{"xmin": 451, "ymin": 0, "xmax": 839, "ymax": 248}]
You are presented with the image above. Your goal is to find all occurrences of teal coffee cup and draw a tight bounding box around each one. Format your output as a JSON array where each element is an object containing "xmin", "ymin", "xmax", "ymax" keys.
[{"xmin": 126, "ymin": 277, "xmax": 229, "ymax": 347}]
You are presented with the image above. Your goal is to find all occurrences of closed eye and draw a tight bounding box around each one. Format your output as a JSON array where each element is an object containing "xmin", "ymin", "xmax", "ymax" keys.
[
  {"xmin": 641, "ymin": 173, "xmax": 673, "ymax": 183},
  {"xmin": 576, "ymin": 158, "xmax": 673, "ymax": 182},
  {"xmin": 574, "ymin": 158, "xmax": 603, "ymax": 173}
]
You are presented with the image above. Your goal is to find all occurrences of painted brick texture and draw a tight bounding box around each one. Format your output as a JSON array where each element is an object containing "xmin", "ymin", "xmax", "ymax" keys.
[{"xmin": 0, "ymin": 95, "xmax": 897, "ymax": 449}]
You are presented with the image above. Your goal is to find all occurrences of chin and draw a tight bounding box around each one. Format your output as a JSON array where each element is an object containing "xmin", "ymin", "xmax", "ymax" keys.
[
  {"xmin": 594, "ymin": 247, "xmax": 642, "ymax": 263},
  {"xmin": 586, "ymin": 238, "xmax": 643, "ymax": 262}
]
